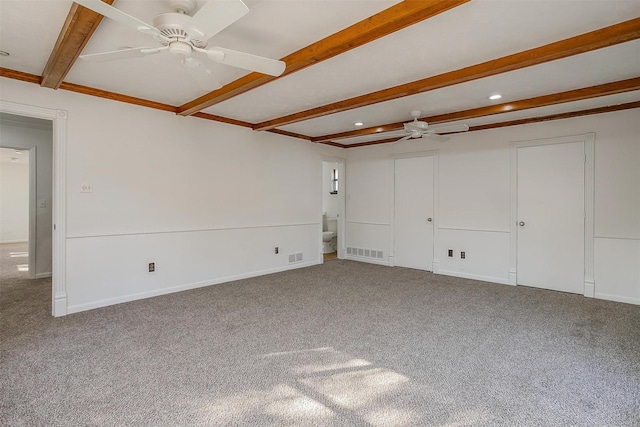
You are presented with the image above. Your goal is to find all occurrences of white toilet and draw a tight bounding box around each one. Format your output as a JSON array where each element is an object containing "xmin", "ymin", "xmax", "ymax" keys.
[{"xmin": 322, "ymin": 214, "xmax": 337, "ymax": 254}]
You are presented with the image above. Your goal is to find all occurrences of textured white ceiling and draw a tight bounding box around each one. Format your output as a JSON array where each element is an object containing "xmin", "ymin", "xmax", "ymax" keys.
[
  {"xmin": 203, "ymin": 0, "xmax": 640, "ymax": 123},
  {"xmin": 337, "ymin": 90, "xmax": 640, "ymax": 145},
  {"xmin": 0, "ymin": 0, "xmax": 71, "ymax": 75},
  {"xmin": 0, "ymin": 0, "xmax": 639, "ymax": 141},
  {"xmin": 280, "ymin": 40, "xmax": 640, "ymax": 137},
  {"xmin": 64, "ymin": 0, "xmax": 399, "ymax": 105}
]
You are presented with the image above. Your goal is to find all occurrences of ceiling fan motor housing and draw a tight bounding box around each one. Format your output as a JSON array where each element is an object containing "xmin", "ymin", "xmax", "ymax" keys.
[
  {"xmin": 404, "ymin": 121, "xmax": 429, "ymax": 132},
  {"xmin": 169, "ymin": 0, "xmax": 197, "ymax": 15},
  {"xmin": 153, "ymin": 13, "xmax": 207, "ymax": 48}
]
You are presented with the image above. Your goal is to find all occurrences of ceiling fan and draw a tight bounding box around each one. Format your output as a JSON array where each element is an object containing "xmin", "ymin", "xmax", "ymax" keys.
[
  {"xmin": 395, "ymin": 110, "xmax": 469, "ymax": 143},
  {"xmin": 74, "ymin": 0, "xmax": 286, "ymax": 90}
]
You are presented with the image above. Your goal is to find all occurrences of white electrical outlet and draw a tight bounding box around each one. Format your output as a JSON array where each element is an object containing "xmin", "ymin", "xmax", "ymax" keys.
[{"xmin": 80, "ymin": 183, "xmax": 93, "ymax": 193}]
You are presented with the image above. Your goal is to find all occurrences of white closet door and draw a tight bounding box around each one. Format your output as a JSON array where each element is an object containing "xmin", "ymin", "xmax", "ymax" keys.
[
  {"xmin": 394, "ymin": 156, "xmax": 434, "ymax": 271},
  {"xmin": 517, "ymin": 141, "xmax": 585, "ymax": 294}
]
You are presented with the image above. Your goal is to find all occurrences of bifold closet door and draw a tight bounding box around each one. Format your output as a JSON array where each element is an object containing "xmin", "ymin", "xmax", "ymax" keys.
[
  {"xmin": 394, "ymin": 156, "xmax": 434, "ymax": 271},
  {"xmin": 517, "ymin": 141, "xmax": 585, "ymax": 294}
]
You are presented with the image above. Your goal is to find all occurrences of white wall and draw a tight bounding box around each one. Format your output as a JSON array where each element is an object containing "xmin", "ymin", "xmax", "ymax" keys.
[
  {"xmin": 0, "ymin": 157, "xmax": 29, "ymax": 243},
  {"xmin": 0, "ymin": 118, "xmax": 53, "ymax": 277},
  {"xmin": 2, "ymin": 76, "xmax": 637, "ymax": 310},
  {"xmin": 0, "ymin": 78, "xmax": 343, "ymax": 314},
  {"xmin": 346, "ymin": 108, "xmax": 640, "ymax": 305}
]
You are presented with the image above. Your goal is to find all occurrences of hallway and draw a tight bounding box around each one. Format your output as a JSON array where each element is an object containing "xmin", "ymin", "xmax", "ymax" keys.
[{"xmin": 0, "ymin": 242, "xmax": 51, "ymax": 334}]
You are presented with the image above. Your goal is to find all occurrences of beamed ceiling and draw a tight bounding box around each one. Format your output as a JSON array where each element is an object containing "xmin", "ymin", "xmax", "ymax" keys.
[{"xmin": 1, "ymin": 0, "xmax": 639, "ymax": 147}]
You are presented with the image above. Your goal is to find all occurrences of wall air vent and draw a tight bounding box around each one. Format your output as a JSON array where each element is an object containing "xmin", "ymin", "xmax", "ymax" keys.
[
  {"xmin": 289, "ymin": 253, "xmax": 304, "ymax": 264},
  {"xmin": 347, "ymin": 247, "xmax": 384, "ymax": 260}
]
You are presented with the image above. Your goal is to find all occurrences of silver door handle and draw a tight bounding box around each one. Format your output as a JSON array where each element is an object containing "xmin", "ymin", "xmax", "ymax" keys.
[
  {"xmin": 427, "ymin": 218, "xmax": 432, "ymax": 222},
  {"xmin": 519, "ymin": 221, "xmax": 525, "ymax": 226}
]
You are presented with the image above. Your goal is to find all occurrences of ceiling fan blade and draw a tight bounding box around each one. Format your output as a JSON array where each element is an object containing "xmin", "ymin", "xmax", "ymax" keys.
[
  {"xmin": 429, "ymin": 123, "xmax": 470, "ymax": 133},
  {"xmin": 423, "ymin": 133, "xmax": 450, "ymax": 142},
  {"xmin": 80, "ymin": 46, "xmax": 167, "ymax": 63},
  {"xmin": 182, "ymin": 57, "xmax": 222, "ymax": 92},
  {"xmin": 74, "ymin": 0, "xmax": 161, "ymax": 37},
  {"xmin": 393, "ymin": 135, "xmax": 413, "ymax": 144},
  {"xmin": 190, "ymin": 0, "xmax": 249, "ymax": 39},
  {"xmin": 204, "ymin": 47, "xmax": 286, "ymax": 76}
]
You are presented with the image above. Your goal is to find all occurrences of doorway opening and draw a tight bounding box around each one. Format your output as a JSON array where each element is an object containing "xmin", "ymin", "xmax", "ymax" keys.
[
  {"xmin": 0, "ymin": 146, "xmax": 32, "ymax": 283},
  {"xmin": 0, "ymin": 102, "xmax": 66, "ymax": 317},
  {"xmin": 321, "ymin": 159, "xmax": 345, "ymax": 263}
]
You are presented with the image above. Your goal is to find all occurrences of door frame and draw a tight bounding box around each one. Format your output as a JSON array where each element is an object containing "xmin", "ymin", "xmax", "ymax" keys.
[
  {"xmin": 320, "ymin": 156, "xmax": 346, "ymax": 261},
  {"xmin": 509, "ymin": 133, "xmax": 595, "ymax": 297},
  {"xmin": 1, "ymin": 100, "xmax": 68, "ymax": 316},
  {"xmin": 390, "ymin": 150, "xmax": 439, "ymax": 269}
]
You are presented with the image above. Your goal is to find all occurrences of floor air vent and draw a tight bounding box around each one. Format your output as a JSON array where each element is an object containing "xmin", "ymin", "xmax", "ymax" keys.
[{"xmin": 347, "ymin": 247, "xmax": 383, "ymax": 259}]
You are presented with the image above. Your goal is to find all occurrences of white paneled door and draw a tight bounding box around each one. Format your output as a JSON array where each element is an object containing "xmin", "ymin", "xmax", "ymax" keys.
[
  {"xmin": 517, "ymin": 142, "xmax": 585, "ymax": 294},
  {"xmin": 394, "ymin": 156, "xmax": 434, "ymax": 271}
]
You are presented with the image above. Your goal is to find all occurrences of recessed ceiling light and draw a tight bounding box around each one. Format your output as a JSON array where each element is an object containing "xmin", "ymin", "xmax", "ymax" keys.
[
  {"xmin": 354, "ymin": 122, "xmax": 364, "ymax": 126},
  {"xmin": 489, "ymin": 94, "xmax": 502, "ymax": 100},
  {"xmin": 0, "ymin": 51, "xmax": 9, "ymax": 57}
]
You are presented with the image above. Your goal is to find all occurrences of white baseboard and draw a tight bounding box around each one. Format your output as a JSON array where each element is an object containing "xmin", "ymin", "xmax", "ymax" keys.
[
  {"xmin": 508, "ymin": 270, "xmax": 517, "ymax": 286},
  {"xmin": 66, "ymin": 261, "xmax": 318, "ymax": 315},
  {"xmin": 584, "ymin": 280, "xmax": 595, "ymax": 298},
  {"xmin": 344, "ymin": 255, "xmax": 390, "ymax": 266},
  {"xmin": 53, "ymin": 295, "xmax": 67, "ymax": 317},
  {"xmin": 594, "ymin": 292, "xmax": 640, "ymax": 306},
  {"xmin": 0, "ymin": 240, "xmax": 28, "ymax": 244},
  {"xmin": 437, "ymin": 269, "xmax": 510, "ymax": 285},
  {"xmin": 35, "ymin": 272, "xmax": 52, "ymax": 279},
  {"xmin": 432, "ymin": 259, "xmax": 440, "ymax": 274}
]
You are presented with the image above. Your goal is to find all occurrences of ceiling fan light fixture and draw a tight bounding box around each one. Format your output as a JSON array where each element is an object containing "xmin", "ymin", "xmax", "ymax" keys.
[
  {"xmin": 489, "ymin": 94, "xmax": 502, "ymax": 100},
  {"xmin": 169, "ymin": 41, "xmax": 192, "ymax": 58}
]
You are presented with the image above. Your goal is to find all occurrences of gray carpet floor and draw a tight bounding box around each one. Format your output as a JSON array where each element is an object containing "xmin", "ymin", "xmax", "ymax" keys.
[{"xmin": 1, "ymin": 242, "xmax": 639, "ymax": 426}]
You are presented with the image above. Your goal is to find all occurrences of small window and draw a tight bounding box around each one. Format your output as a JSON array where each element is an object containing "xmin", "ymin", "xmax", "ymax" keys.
[{"xmin": 330, "ymin": 168, "xmax": 338, "ymax": 194}]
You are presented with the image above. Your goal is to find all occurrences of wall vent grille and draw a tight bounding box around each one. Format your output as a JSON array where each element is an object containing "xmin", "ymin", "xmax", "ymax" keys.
[
  {"xmin": 347, "ymin": 247, "xmax": 384, "ymax": 260},
  {"xmin": 289, "ymin": 253, "xmax": 303, "ymax": 264}
]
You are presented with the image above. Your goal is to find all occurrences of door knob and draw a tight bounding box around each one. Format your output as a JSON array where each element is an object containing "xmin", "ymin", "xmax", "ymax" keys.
[
  {"xmin": 519, "ymin": 221, "xmax": 525, "ymax": 226},
  {"xmin": 427, "ymin": 218, "xmax": 433, "ymax": 222}
]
